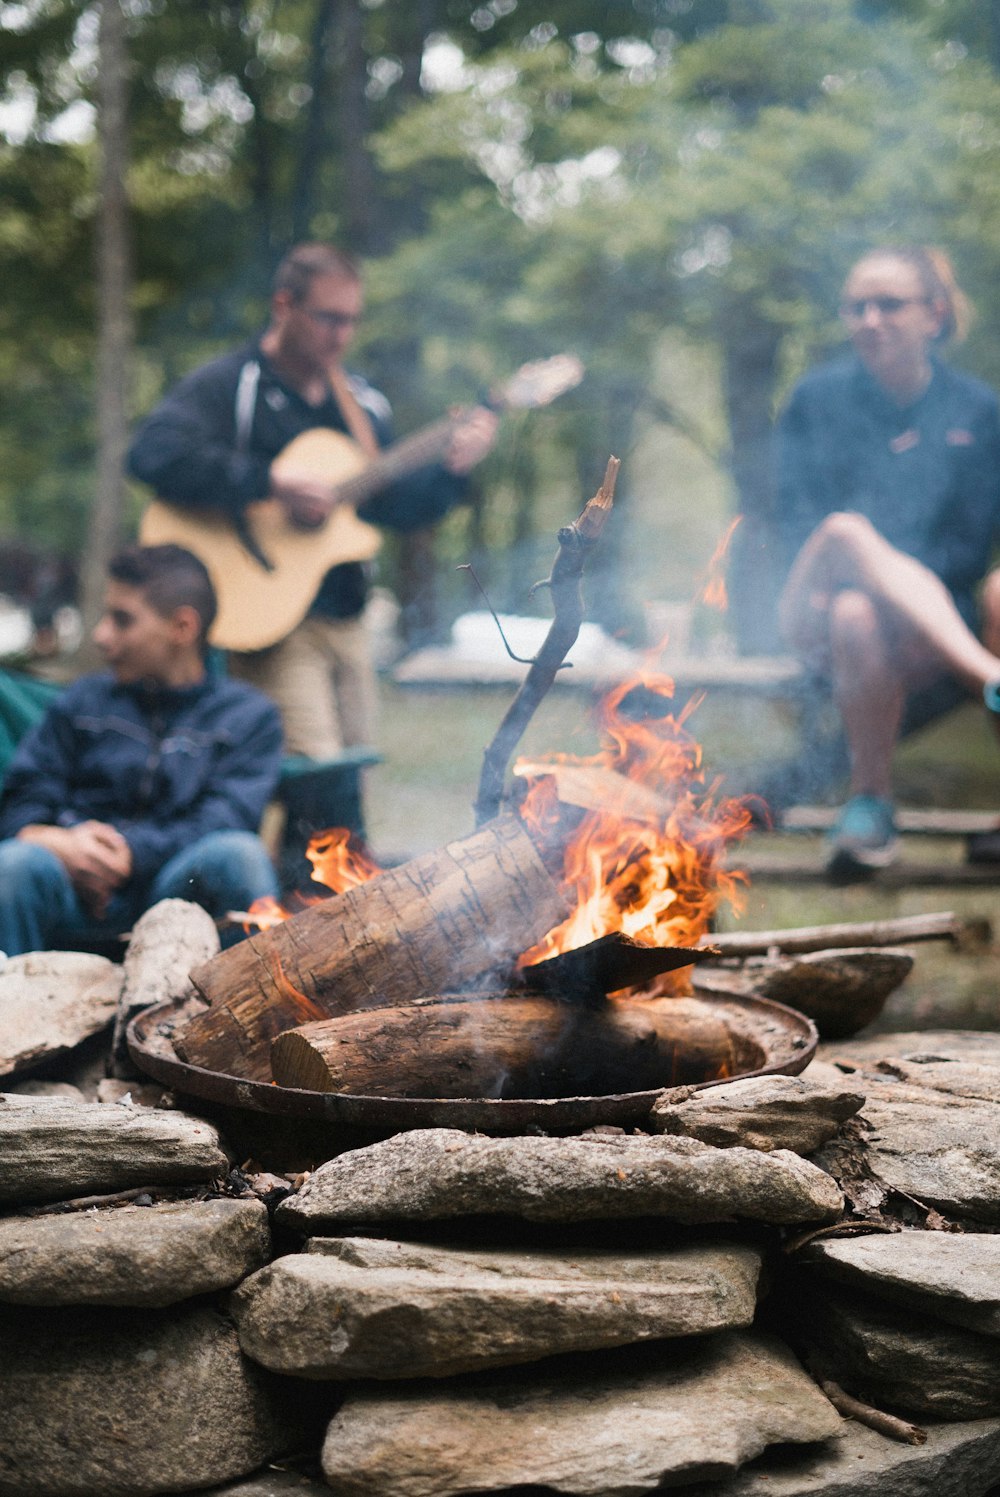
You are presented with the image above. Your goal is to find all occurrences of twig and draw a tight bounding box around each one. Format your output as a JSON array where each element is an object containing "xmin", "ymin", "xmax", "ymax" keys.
[
  {"xmin": 25, "ymin": 1185, "xmax": 162, "ymax": 1216},
  {"xmin": 817, "ymin": 1377, "xmax": 927, "ymax": 1446},
  {"xmin": 473, "ymin": 457, "xmax": 619, "ymax": 827},
  {"xmin": 701, "ymin": 910, "xmax": 971, "ymax": 958}
]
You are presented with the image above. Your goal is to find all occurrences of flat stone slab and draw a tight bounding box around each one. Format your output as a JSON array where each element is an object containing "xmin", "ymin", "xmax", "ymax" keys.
[
  {"xmin": 0, "ymin": 1303, "xmax": 314, "ymax": 1495},
  {"xmin": 320, "ymin": 1332, "xmax": 843, "ymax": 1496},
  {"xmin": 649, "ymin": 1074, "xmax": 864, "ymax": 1154},
  {"xmin": 0, "ymin": 1197, "xmax": 271, "ymax": 1306},
  {"xmin": 231, "ymin": 1235, "xmax": 762, "ymax": 1379},
  {"xmin": 678, "ymin": 1415, "xmax": 1000, "ymax": 1497},
  {"xmin": 805, "ymin": 1231, "xmax": 1000, "ymax": 1337},
  {"xmin": 801, "ymin": 1282, "xmax": 1000, "ymax": 1421},
  {"xmin": 0, "ymin": 951, "xmax": 123, "ymax": 1080},
  {"xmin": 0, "ymin": 1093, "xmax": 229, "ymax": 1205},
  {"xmin": 278, "ymin": 1129, "xmax": 843, "ymax": 1231},
  {"xmin": 822, "ymin": 1030, "xmax": 1000, "ymax": 1068}
]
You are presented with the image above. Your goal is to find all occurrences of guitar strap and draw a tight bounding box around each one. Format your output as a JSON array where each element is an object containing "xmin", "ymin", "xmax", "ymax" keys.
[{"xmin": 326, "ymin": 363, "xmax": 381, "ymax": 460}]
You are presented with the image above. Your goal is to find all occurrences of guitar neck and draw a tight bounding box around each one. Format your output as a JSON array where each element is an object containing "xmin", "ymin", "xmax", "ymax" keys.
[{"xmin": 336, "ymin": 414, "xmax": 461, "ymax": 509}]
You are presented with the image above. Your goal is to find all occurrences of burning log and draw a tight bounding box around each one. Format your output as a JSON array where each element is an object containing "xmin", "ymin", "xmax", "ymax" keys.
[
  {"xmin": 269, "ymin": 993, "xmax": 740, "ymax": 1100},
  {"xmin": 176, "ymin": 815, "xmax": 569, "ymax": 1082}
]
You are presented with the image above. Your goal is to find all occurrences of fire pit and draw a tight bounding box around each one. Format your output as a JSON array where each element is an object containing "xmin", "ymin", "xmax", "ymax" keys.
[{"xmin": 127, "ymin": 987, "xmax": 816, "ymax": 1140}]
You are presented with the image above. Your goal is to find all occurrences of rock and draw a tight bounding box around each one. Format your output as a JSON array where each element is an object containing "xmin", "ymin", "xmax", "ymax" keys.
[
  {"xmin": 0, "ymin": 1093, "xmax": 229, "ymax": 1205},
  {"xmin": 110, "ymin": 898, "xmax": 219, "ymax": 1076},
  {"xmin": 96, "ymin": 1078, "xmax": 174, "ymax": 1108},
  {"xmin": 0, "ymin": 1197, "xmax": 271, "ymax": 1306},
  {"xmin": 804, "ymin": 1231, "xmax": 1000, "ymax": 1337},
  {"xmin": 0, "ymin": 951, "xmax": 123, "ymax": 1080},
  {"xmin": 822, "ymin": 1030, "xmax": 1000, "ymax": 1069},
  {"xmin": 8, "ymin": 1080, "xmax": 86, "ymax": 1100},
  {"xmin": 677, "ymin": 1415, "xmax": 1000, "ymax": 1496},
  {"xmin": 231, "ymin": 1235, "xmax": 762, "ymax": 1380},
  {"xmin": 696, "ymin": 947, "xmax": 913, "ymax": 1039},
  {"xmin": 277, "ymin": 1129, "xmax": 844, "ymax": 1232},
  {"xmin": 796, "ymin": 1280, "xmax": 1000, "ymax": 1421},
  {"xmin": 813, "ymin": 1069, "xmax": 1000, "ymax": 1224},
  {"xmin": 649, "ymin": 1074, "xmax": 864, "ymax": 1154},
  {"xmin": 319, "ymin": 1332, "xmax": 843, "ymax": 1497},
  {"xmin": 170, "ymin": 1476, "xmax": 330, "ymax": 1497},
  {"xmin": 0, "ymin": 1303, "xmax": 319, "ymax": 1496}
]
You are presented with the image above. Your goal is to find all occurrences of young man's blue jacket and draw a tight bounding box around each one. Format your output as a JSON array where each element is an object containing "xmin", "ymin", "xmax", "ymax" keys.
[{"xmin": 0, "ymin": 672, "xmax": 283, "ymax": 885}]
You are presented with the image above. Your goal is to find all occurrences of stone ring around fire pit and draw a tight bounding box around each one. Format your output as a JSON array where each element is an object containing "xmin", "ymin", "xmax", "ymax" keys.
[{"xmin": 127, "ymin": 989, "xmax": 817, "ymax": 1140}]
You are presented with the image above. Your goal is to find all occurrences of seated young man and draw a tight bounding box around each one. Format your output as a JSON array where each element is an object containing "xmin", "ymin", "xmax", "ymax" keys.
[{"xmin": 0, "ymin": 543, "xmax": 283, "ymax": 956}]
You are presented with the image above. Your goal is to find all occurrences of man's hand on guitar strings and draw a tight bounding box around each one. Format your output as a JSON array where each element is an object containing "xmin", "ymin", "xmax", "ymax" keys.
[
  {"xmin": 269, "ymin": 471, "xmax": 342, "ymax": 530},
  {"xmin": 443, "ymin": 405, "xmax": 499, "ymax": 475}
]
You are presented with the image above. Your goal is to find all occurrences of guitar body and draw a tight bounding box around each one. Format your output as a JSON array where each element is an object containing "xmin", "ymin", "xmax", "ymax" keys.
[
  {"xmin": 139, "ymin": 428, "xmax": 383, "ymax": 652},
  {"xmin": 137, "ymin": 354, "xmax": 584, "ymax": 653}
]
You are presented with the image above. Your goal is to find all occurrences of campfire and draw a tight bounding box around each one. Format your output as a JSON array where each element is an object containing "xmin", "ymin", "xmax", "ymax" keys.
[{"xmin": 128, "ymin": 470, "xmax": 824, "ymax": 1128}]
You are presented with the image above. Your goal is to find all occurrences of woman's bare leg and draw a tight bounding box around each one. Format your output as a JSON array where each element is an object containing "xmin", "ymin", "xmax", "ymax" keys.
[
  {"xmin": 827, "ymin": 588, "xmax": 906, "ymax": 798},
  {"xmin": 779, "ymin": 511, "xmax": 1000, "ymax": 691}
]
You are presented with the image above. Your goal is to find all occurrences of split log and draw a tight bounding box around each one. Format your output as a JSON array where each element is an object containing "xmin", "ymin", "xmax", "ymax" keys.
[
  {"xmin": 270, "ymin": 994, "xmax": 740, "ymax": 1099},
  {"xmin": 177, "ymin": 815, "xmax": 569, "ymax": 1082},
  {"xmin": 702, "ymin": 910, "xmax": 980, "ymax": 958}
]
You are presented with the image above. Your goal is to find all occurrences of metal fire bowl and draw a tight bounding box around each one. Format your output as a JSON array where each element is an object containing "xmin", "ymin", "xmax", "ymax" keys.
[{"xmin": 127, "ymin": 991, "xmax": 818, "ymax": 1139}]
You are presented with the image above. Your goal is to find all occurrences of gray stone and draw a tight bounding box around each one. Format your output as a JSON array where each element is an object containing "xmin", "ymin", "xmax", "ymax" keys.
[
  {"xmin": 0, "ymin": 1197, "xmax": 271, "ymax": 1306},
  {"xmin": 811, "ymin": 1064, "xmax": 1000, "ymax": 1223},
  {"xmin": 277, "ymin": 1128, "xmax": 843, "ymax": 1231},
  {"xmin": 649, "ymin": 1074, "xmax": 864, "ymax": 1154},
  {"xmin": 806, "ymin": 1230, "xmax": 1000, "ymax": 1337},
  {"xmin": 320, "ymin": 1332, "xmax": 843, "ymax": 1497},
  {"xmin": 0, "ymin": 1093, "xmax": 229, "ymax": 1205},
  {"xmin": 0, "ymin": 1303, "xmax": 315, "ymax": 1495},
  {"xmin": 0, "ymin": 951, "xmax": 123, "ymax": 1080},
  {"xmin": 822, "ymin": 1030, "xmax": 1000, "ymax": 1069},
  {"xmin": 168, "ymin": 1478, "xmax": 329, "ymax": 1497},
  {"xmin": 231, "ymin": 1235, "xmax": 761, "ymax": 1379},
  {"xmin": 679, "ymin": 1415, "xmax": 1000, "ymax": 1497},
  {"xmin": 697, "ymin": 946, "xmax": 913, "ymax": 1039},
  {"xmin": 800, "ymin": 1281, "xmax": 1000, "ymax": 1420}
]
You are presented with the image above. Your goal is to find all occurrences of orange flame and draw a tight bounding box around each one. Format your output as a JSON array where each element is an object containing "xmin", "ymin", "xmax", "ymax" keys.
[
  {"xmin": 243, "ymin": 828, "xmax": 383, "ymax": 933},
  {"xmin": 696, "ymin": 516, "xmax": 741, "ymax": 612},
  {"xmin": 516, "ymin": 666, "xmax": 750, "ymax": 987}
]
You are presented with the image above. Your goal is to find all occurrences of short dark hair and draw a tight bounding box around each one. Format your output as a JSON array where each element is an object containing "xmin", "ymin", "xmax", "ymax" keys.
[
  {"xmin": 272, "ymin": 242, "xmax": 361, "ymax": 305},
  {"xmin": 108, "ymin": 544, "xmax": 217, "ymax": 649}
]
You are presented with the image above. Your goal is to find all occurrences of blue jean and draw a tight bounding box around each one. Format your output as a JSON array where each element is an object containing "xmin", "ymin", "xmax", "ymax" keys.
[{"xmin": 0, "ymin": 830, "xmax": 280, "ymax": 957}]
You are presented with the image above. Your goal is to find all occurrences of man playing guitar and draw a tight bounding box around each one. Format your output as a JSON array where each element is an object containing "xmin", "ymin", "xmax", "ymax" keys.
[{"xmin": 128, "ymin": 242, "xmax": 497, "ymax": 759}]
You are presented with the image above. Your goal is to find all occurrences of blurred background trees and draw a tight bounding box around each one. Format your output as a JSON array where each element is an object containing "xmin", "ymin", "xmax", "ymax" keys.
[{"xmin": 4, "ymin": 0, "xmax": 1000, "ymax": 650}]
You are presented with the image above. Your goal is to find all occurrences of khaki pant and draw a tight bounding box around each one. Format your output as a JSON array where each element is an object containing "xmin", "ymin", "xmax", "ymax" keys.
[{"xmin": 229, "ymin": 613, "xmax": 378, "ymax": 757}]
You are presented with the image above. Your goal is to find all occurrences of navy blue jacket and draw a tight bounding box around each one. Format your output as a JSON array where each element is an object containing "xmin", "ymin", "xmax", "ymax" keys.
[
  {"xmin": 776, "ymin": 354, "xmax": 1000, "ymax": 625},
  {"xmin": 127, "ymin": 344, "xmax": 468, "ymax": 620},
  {"xmin": 0, "ymin": 672, "xmax": 283, "ymax": 884}
]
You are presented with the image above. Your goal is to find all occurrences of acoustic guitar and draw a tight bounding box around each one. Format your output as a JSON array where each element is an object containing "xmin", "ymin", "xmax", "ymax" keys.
[{"xmin": 139, "ymin": 355, "xmax": 584, "ymax": 653}]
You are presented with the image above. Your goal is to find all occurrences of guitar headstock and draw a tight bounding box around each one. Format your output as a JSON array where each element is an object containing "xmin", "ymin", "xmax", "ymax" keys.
[{"xmin": 495, "ymin": 355, "xmax": 585, "ymax": 411}]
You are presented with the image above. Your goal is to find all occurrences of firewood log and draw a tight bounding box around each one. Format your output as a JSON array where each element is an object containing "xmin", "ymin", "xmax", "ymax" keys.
[
  {"xmin": 176, "ymin": 816, "xmax": 569, "ymax": 1082},
  {"xmin": 269, "ymin": 994, "xmax": 739, "ymax": 1099}
]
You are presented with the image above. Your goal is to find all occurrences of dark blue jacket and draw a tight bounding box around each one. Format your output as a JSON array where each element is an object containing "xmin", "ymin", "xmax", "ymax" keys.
[
  {"xmin": 127, "ymin": 344, "xmax": 468, "ymax": 620},
  {"xmin": 776, "ymin": 354, "xmax": 1000, "ymax": 625},
  {"xmin": 0, "ymin": 672, "xmax": 283, "ymax": 884}
]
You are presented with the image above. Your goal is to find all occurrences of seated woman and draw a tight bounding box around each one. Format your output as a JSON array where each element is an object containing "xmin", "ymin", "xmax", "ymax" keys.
[{"xmin": 775, "ymin": 246, "xmax": 1000, "ymax": 880}]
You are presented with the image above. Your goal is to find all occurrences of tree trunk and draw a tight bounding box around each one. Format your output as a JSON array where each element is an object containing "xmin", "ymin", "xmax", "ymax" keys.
[
  {"xmin": 718, "ymin": 310, "xmax": 784, "ymax": 655},
  {"xmin": 80, "ymin": 0, "xmax": 132, "ymax": 653}
]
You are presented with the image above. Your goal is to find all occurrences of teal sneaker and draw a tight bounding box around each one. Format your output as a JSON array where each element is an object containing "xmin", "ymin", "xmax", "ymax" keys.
[{"xmin": 826, "ymin": 794, "xmax": 899, "ymax": 884}]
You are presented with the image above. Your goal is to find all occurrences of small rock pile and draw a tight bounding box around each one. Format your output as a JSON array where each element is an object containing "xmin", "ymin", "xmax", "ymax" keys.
[{"xmin": 2, "ymin": 901, "xmax": 1000, "ymax": 1496}]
